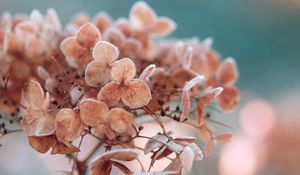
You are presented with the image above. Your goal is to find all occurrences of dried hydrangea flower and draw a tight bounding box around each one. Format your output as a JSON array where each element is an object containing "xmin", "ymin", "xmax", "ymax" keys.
[
  {"xmin": 129, "ymin": 1, "xmax": 176, "ymax": 37},
  {"xmin": 22, "ymin": 80, "xmax": 55, "ymax": 136},
  {"xmin": 60, "ymin": 23, "xmax": 101, "ymax": 68},
  {"xmin": 97, "ymin": 58, "xmax": 152, "ymax": 108},
  {"xmin": 85, "ymin": 40, "xmax": 119, "ymax": 87},
  {"xmin": 80, "ymin": 98, "xmax": 133, "ymax": 140}
]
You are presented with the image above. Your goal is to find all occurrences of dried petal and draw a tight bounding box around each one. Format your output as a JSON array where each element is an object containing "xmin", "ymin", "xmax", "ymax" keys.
[
  {"xmin": 60, "ymin": 37, "xmax": 87, "ymax": 68},
  {"xmin": 27, "ymin": 80, "xmax": 45, "ymax": 109},
  {"xmin": 150, "ymin": 17, "xmax": 176, "ymax": 36},
  {"xmin": 93, "ymin": 12, "xmax": 112, "ymax": 32},
  {"xmin": 139, "ymin": 64, "xmax": 156, "ymax": 81},
  {"xmin": 180, "ymin": 146, "xmax": 194, "ymax": 172},
  {"xmin": 122, "ymin": 79, "xmax": 152, "ymax": 108},
  {"xmin": 55, "ymin": 108, "xmax": 85, "ymax": 142},
  {"xmin": 181, "ymin": 90, "xmax": 190, "ymax": 120},
  {"xmin": 97, "ymin": 81, "xmax": 122, "ymax": 107},
  {"xmin": 108, "ymin": 108, "xmax": 133, "ymax": 133},
  {"xmin": 92, "ymin": 41, "xmax": 119, "ymax": 63},
  {"xmin": 111, "ymin": 161, "xmax": 133, "ymax": 174},
  {"xmin": 91, "ymin": 149, "xmax": 138, "ymax": 169},
  {"xmin": 144, "ymin": 134, "xmax": 168, "ymax": 154},
  {"xmin": 183, "ymin": 75, "xmax": 205, "ymax": 92},
  {"xmin": 85, "ymin": 61, "xmax": 111, "ymax": 87},
  {"xmin": 51, "ymin": 141, "xmax": 79, "ymax": 155},
  {"xmin": 216, "ymin": 57, "xmax": 238, "ymax": 85},
  {"xmin": 218, "ymin": 86, "xmax": 240, "ymax": 112},
  {"xmin": 111, "ymin": 58, "xmax": 136, "ymax": 82},
  {"xmin": 79, "ymin": 98, "xmax": 109, "ymax": 126},
  {"xmin": 130, "ymin": 1, "xmax": 157, "ymax": 30},
  {"xmin": 28, "ymin": 135, "xmax": 56, "ymax": 153},
  {"xmin": 75, "ymin": 23, "xmax": 101, "ymax": 48},
  {"xmin": 23, "ymin": 107, "xmax": 55, "ymax": 136}
]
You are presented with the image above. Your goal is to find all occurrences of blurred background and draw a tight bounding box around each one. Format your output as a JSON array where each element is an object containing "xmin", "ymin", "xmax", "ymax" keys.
[{"xmin": 0, "ymin": 0, "xmax": 300, "ymax": 174}]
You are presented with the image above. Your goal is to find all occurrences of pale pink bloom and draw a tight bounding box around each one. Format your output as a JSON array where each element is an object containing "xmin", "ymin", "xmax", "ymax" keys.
[
  {"xmin": 85, "ymin": 40, "xmax": 119, "ymax": 87},
  {"xmin": 79, "ymin": 98, "xmax": 134, "ymax": 140},
  {"xmin": 97, "ymin": 58, "xmax": 152, "ymax": 108},
  {"xmin": 22, "ymin": 80, "xmax": 55, "ymax": 136},
  {"xmin": 129, "ymin": 1, "xmax": 176, "ymax": 37},
  {"xmin": 93, "ymin": 12, "xmax": 113, "ymax": 33},
  {"xmin": 60, "ymin": 23, "xmax": 101, "ymax": 68},
  {"xmin": 103, "ymin": 27, "xmax": 141, "ymax": 58}
]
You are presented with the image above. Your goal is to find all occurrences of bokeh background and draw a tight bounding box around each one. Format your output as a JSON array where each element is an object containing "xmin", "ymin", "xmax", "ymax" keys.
[{"xmin": 0, "ymin": 0, "xmax": 300, "ymax": 174}]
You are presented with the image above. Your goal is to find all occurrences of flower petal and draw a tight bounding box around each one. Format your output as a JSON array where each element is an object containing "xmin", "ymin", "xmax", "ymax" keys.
[
  {"xmin": 24, "ymin": 35, "xmax": 49, "ymax": 64},
  {"xmin": 93, "ymin": 12, "xmax": 112, "ymax": 32},
  {"xmin": 85, "ymin": 61, "xmax": 111, "ymax": 87},
  {"xmin": 60, "ymin": 37, "xmax": 88, "ymax": 68},
  {"xmin": 218, "ymin": 86, "xmax": 240, "ymax": 112},
  {"xmin": 149, "ymin": 17, "xmax": 176, "ymax": 36},
  {"xmin": 55, "ymin": 108, "xmax": 85, "ymax": 142},
  {"xmin": 122, "ymin": 79, "xmax": 151, "ymax": 108},
  {"xmin": 79, "ymin": 98, "xmax": 109, "ymax": 126},
  {"xmin": 22, "ymin": 107, "xmax": 55, "ymax": 136},
  {"xmin": 111, "ymin": 58, "xmax": 136, "ymax": 82},
  {"xmin": 97, "ymin": 81, "xmax": 122, "ymax": 107},
  {"xmin": 75, "ymin": 23, "xmax": 101, "ymax": 48},
  {"xmin": 91, "ymin": 149, "xmax": 139, "ymax": 169},
  {"xmin": 216, "ymin": 57, "xmax": 238, "ymax": 86},
  {"xmin": 108, "ymin": 108, "xmax": 133, "ymax": 134},
  {"xmin": 180, "ymin": 146, "xmax": 195, "ymax": 172},
  {"xmin": 92, "ymin": 41, "xmax": 119, "ymax": 63},
  {"xmin": 27, "ymin": 80, "xmax": 44, "ymax": 109},
  {"xmin": 129, "ymin": 1, "xmax": 157, "ymax": 30},
  {"xmin": 28, "ymin": 135, "xmax": 56, "ymax": 153}
]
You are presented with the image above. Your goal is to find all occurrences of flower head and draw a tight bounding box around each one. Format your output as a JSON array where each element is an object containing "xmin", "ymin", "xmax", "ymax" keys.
[
  {"xmin": 97, "ymin": 58, "xmax": 152, "ymax": 108},
  {"xmin": 60, "ymin": 23, "xmax": 101, "ymax": 68}
]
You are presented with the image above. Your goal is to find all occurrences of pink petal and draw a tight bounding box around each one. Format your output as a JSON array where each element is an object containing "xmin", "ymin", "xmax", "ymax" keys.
[
  {"xmin": 92, "ymin": 41, "xmax": 119, "ymax": 63},
  {"xmin": 27, "ymin": 80, "xmax": 45, "ymax": 109},
  {"xmin": 149, "ymin": 17, "xmax": 176, "ymax": 36},
  {"xmin": 97, "ymin": 81, "xmax": 122, "ymax": 107},
  {"xmin": 111, "ymin": 58, "xmax": 136, "ymax": 82},
  {"xmin": 60, "ymin": 37, "xmax": 88, "ymax": 68},
  {"xmin": 3, "ymin": 32, "xmax": 24, "ymax": 54},
  {"xmin": 183, "ymin": 75, "xmax": 205, "ymax": 92},
  {"xmin": 79, "ymin": 98, "xmax": 109, "ymax": 126},
  {"xmin": 71, "ymin": 12, "xmax": 90, "ymax": 27},
  {"xmin": 129, "ymin": 1, "xmax": 157, "ymax": 30},
  {"xmin": 103, "ymin": 27, "xmax": 125, "ymax": 47},
  {"xmin": 85, "ymin": 61, "xmax": 111, "ymax": 87},
  {"xmin": 24, "ymin": 35, "xmax": 49, "ymax": 64},
  {"xmin": 22, "ymin": 107, "xmax": 55, "ymax": 136},
  {"xmin": 122, "ymin": 79, "xmax": 152, "ymax": 108},
  {"xmin": 139, "ymin": 64, "xmax": 156, "ymax": 81},
  {"xmin": 181, "ymin": 90, "xmax": 190, "ymax": 120},
  {"xmin": 218, "ymin": 86, "xmax": 240, "ymax": 112},
  {"xmin": 55, "ymin": 108, "xmax": 85, "ymax": 142},
  {"xmin": 46, "ymin": 8, "xmax": 62, "ymax": 32},
  {"xmin": 108, "ymin": 108, "xmax": 133, "ymax": 133},
  {"xmin": 93, "ymin": 12, "xmax": 112, "ymax": 32},
  {"xmin": 75, "ymin": 23, "xmax": 101, "ymax": 48},
  {"xmin": 216, "ymin": 57, "xmax": 239, "ymax": 86}
]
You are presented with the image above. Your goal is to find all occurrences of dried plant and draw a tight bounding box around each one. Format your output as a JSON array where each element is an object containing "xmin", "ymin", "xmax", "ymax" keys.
[{"xmin": 0, "ymin": 2, "xmax": 239, "ymax": 175}]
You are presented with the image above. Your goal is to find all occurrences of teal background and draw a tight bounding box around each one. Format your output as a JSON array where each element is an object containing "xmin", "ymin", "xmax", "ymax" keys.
[{"xmin": 0, "ymin": 0, "xmax": 300, "ymax": 174}]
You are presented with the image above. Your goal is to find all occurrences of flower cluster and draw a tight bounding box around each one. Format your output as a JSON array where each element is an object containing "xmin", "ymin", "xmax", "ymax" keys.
[{"xmin": 0, "ymin": 2, "xmax": 239, "ymax": 175}]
